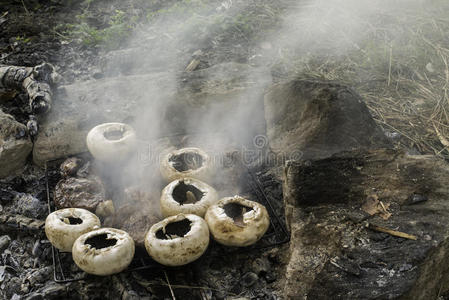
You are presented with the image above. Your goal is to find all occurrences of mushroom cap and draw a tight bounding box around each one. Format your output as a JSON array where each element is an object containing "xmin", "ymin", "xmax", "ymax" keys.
[
  {"xmin": 205, "ymin": 196, "xmax": 270, "ymax": 247},
  {"xmin": 45, "ymin": 208, "xmax": 101, "ymax": 252},
  {"xmin": 160, "ymin": 147, "xmax": 213, "ymax": 182},
  {"xmin": 72, "ymin": 228, "xmax": 135, "ymax": 276},
  {"xmin": 86, "ymin": 122, "xmax": 136, "ymax": 162},
  {"xmin": 145, "ymin": 214, "xmax": 209, "ymax": 266},
  {"xmin": 160, "ymin": 177, "xmax": 218, "ymax": 217}
]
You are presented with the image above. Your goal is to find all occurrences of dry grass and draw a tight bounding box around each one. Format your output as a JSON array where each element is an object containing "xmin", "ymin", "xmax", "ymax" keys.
[{"xmin": 276, "ymin": 0, "xmax": 449, "ymax": 159}]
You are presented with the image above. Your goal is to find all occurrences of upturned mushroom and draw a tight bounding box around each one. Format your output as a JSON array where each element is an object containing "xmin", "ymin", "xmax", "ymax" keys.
[
  {"xmin": 160, "ymin": 177, "xmax": 218, "ymax": 217},
  {"xmin": 72, "ymin": 228, "xmax": 135, "ymax": 276},
  {"xmin": 145, "ymin": 214, "xmax": 209, "ymax": 266},
  {"xmin": 205, "ymin": 196, "xmax": 270, "ymax": 247},
  {"xmin": 160, "ymin": 147, "xmax": 212, "ymax": 182},
  {"xmin": 45, "ymin": 208, "xmax": 101, "ymax": 252},
  {"xmin": 86, "ymin": 122, "xmax": 137, "ymax": 162}
]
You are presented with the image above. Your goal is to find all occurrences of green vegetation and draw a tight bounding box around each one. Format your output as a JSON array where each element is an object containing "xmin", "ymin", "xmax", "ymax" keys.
[{"xmin": 55, "ymin": 7, "xmax": 137, "ymax": 50}]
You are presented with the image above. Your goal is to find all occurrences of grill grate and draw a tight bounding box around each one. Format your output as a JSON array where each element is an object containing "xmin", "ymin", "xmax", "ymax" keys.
[{"xmin": 45, "ymin": 155, "xmax": 289, "ymax": 283}]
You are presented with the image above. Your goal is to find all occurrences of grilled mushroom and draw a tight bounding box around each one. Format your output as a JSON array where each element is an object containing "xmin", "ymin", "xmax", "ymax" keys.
[
  {"xmin": 160, "ymin": 177, "xmax": 218, "ymax": 217},
  {"xmin": 45, "ymin": 208, "xmax": 100, "ymax": 252},
  {"xmin": 86, "ymin": 122, "xmax": 136, "ymax": 162},
  {"xmin": 145, "ymin": 214, "xmax": 209, "ymax": 266},
  {"xmin": 160, "ymin": 147, "xmax": 212, "ymax": 182},
  {"xmin": 205, "ymin": 196, "xmax": 270, "ymax": 247},
  {"xmin": 72, "ymin": 228, "xmax": 135, "ymax": 276}
]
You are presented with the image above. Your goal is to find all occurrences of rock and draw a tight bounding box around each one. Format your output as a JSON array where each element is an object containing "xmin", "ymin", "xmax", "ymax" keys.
[
  {"xmin": 241, "ymin": 272, "xmax": 258, "ymax": 287},
  {"xmin": 282, "ymin": 149, "xmax": 449, "ymax": 299},
  {"xmin": 24, "ymin": 283, "xmax": 67, "ymax": 300},
  {"xmin": 264, "ymin": 80, "xmax": 391, "ymax": 161},
  {"xmin": 0, "ymin": 212, "xmax": 45, "ymax": 232},
  {"xmin": 25, "ymin": 267, "xmax": 52, "ymax": 285},
  {"xmin": 33, "ymin": 63, "xmax": 265, "ymax": 165},
  {"xmin": 54, "ymin": 176, "xmax": 105, "ymax": 211},
  {"xmin": 11, "ymin": 294, "xmax": 20, "ymax": 300},
  {"xmin": 0, "ymin": 111, "xmax": 32, "ymax": 178},
  {"xmin": 0, "ymin": 235, "xmax": 11, "ymax": 253},
  {"xmin": 13, "ymin": 193, "xmax": 47, "ymax": 219},
  {"xmin": 121, "ymin": 290, "xmax": 140, "ymax": 300},
  {"xmin": 251, "ymin": 257, "xmax": 271, "ymax": 276},
  {"xmin": 59, "ymin": 157, "xmax": 83, "ymax": 177}
]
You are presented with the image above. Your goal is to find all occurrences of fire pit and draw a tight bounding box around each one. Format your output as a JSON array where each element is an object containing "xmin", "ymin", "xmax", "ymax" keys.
[{"xmin": 44, "ymin": 149, "xmax": 289, "ymax": 283}]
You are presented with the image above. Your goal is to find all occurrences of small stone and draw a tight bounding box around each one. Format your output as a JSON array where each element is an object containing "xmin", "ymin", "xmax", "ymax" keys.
[
  {"xmin": 405, "ymin": 193, "xmax": 428, "ymax": 205},
  {"xmin": 264, "ymin": 273, "xmax": 276, "ymax": 283},
  {"xmin": 31, "ymin": 240, "xmax": 43, "ymax": 258},
  {"xmin": 241, "ymin": 272, "xmax": 258, "ymax": 287},
  {"xmin": 252, "ymin": 257, "xmax": 271, "ymax": 276},
  {"xmin": 122, "ymin": 290, "xmax": 140, "ymax": 300},
  {"xmin": 14, "ymin": 193, "xmax": 47, "ymax": 219},
  {"xmin": 59, "ymin": 157, "xmax": 83, "ymax": 177},
  {"xmin": 11, "ymin": 294, "xmax": 21, "ymax": 300},
  {"xmin": 0, "ymin": 235, "xmax": 11, "ymax": 253}
]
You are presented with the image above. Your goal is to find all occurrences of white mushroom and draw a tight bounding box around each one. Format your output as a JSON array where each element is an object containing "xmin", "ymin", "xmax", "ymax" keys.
[
  {"xmin": 72, "ymin": 228, "xmax": 135, "ymax": 276},
  {"xmin": 160, "ymin": 147, "xmax": 212, "ymax": 182},
  {"xmin": 160, "ymin": 177, "xmax": 218, "ymax": 217},
  {"xmin": 45, "ymin": 208, "xmax": 101, "ymax": 252},
  {"xmin": 86, "ymin": 122, "xmax": 137, "ymax": 162},
  {"xmin": 145, "ymin": 214, "xmax": 209, "ymax": 266},
  {"xmin": 205, "ymin": 196, "xmax": 270, "ymax": 247}
]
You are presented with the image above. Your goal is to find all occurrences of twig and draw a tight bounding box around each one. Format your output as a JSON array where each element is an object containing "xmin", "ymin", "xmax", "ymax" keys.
[
  {"xmin": 387, "ymin": 43, "xmax": 393, "ymax": 86},
  {"xmin": 367, "ymin": 223, "xmax": 418, "ymax": 240},
  {"xmin": 433, "ymin": 122, "xmax": 449, "ymax": 148},
  {"xmin": 164, "ymin": 270, "xmax": 176, "ymax": 300},
  {"xmin": 20, "ymin": 0, "xmax": 29, "ymax": 15},
  {"xmin": 136, "ymin": 280, "xmax": 236, "ymax": 295}
]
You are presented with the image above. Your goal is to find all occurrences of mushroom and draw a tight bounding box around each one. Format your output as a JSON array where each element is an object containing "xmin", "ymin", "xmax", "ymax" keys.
[
  {"xmin": 45, "ymin": 208, "xmax": 101, "ymax": 252},
  {"xmin": 86, "ymin": 122, "xmax": 137, "ymax": 162},
  {"xmin": 72, "ymin": 228, "xmax": 135, "ymax": 276},
  {"xmin": 145, "ymin": 214, "xmax": 209, "ymax": 266},
  {"xmin": 160, "ymin": 177, "xmax": 218, "ymax": 217},
  {"xmin": 160, "ymin": 147, "xmax": 212, "ymax": 182},
  {"xmin": 205, "ymin": 196, "xmax": 270, "ymax": 247}
]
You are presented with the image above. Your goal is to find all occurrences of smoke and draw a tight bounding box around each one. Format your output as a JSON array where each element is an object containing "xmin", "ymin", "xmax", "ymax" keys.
[{"xmin": 94, "ymin": 0, "xmax": 439, "ymax": 200}]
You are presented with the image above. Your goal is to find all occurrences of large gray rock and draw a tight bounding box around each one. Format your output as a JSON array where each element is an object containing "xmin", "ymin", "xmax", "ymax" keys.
[
  {"xmin": 282, "ymin": 149, "xmax": 449, "ymax": 299},
  {"xmin": 264, "ymin": 80, "xmax": 391, "ymax": 160},
  {"xmin": 33, "ymin": 63, "xmax": 266, "ymax": 165},
  {"xmin": 0, "ymin": 111, "xmax": 32, "ymax": 178}
]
